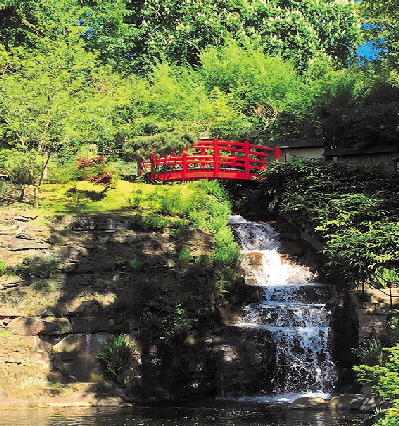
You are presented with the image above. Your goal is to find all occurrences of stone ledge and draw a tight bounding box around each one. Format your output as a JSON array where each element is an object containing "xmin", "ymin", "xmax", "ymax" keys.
[
  {"xmin": 328, "ymin": 394, "xmax": 389, "ymax": 412},
  {"xmin": 7, "ymin": 315, "xmax": 115, "ymax": 336}
]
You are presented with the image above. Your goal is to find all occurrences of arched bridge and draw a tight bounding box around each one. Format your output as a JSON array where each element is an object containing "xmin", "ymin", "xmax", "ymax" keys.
[{"xmin": 140, "ymin": 139, "xmax": 281, "ymax": 181}]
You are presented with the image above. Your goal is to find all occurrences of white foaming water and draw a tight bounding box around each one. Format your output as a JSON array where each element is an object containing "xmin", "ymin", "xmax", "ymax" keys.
[
  {"xmin": 230, "ymin": 216, "xmax": 314, "ymax": 286},
  {"xmin": 229, "ymin": 215, "xmax": 336, "ymax": 398}
]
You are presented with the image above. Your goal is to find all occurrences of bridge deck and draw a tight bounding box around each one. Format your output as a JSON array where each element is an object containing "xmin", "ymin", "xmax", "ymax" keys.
[{"xmin": 140, "ymin": 139, "xmax": 281, "ymax": 181}]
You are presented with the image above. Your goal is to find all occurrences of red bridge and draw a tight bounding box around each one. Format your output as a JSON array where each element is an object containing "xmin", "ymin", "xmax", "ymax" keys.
[{"xmin": 140, "ymin": 139, "xmax": 281, "ymax": 181}]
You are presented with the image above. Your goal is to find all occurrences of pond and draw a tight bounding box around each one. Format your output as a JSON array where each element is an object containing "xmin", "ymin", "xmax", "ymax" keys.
[{"xmin": 0, "ymin": 400, "xmax": 369, "ymax": 426}]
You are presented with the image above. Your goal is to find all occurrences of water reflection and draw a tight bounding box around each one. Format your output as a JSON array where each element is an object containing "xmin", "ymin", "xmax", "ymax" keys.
[{"xmin": 0, "ymin": 402, "xmax": 368, "ymax": 426}]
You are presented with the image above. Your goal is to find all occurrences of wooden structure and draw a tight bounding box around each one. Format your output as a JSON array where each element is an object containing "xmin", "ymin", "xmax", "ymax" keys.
[{"xmin": 140, "ymin": 139, "xmax": 281, "ymax": 181}]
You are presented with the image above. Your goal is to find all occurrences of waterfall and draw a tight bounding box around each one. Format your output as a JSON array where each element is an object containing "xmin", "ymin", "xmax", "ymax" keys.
[{"xmin": 228, "ymin": 215, "xmax": 336, "ymax": 401}]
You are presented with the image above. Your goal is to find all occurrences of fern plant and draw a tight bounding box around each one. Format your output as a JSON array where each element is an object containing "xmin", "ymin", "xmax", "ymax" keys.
[{"xmin": 97, "ymin": 334, "xmax": 132, "ymax": 385}]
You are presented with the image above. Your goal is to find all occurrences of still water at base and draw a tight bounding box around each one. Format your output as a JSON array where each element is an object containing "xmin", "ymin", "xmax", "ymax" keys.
[{"xmin": 0, "ymin": 402, "xmax": 368, "ymax": 426}]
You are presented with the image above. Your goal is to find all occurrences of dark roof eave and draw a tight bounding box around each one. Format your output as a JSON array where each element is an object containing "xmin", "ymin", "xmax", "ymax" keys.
[{"xmin": 324, "ymin": 145, "xmax": 396, "ymax": 156}]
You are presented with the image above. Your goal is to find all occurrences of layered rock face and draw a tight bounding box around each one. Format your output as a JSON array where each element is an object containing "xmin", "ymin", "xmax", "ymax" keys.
[{"xmin": 0, "ymin": 212, "xmax": 219, "ymax": 402}]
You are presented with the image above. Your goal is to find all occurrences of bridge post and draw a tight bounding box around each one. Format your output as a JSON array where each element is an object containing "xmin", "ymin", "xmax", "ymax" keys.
[
  {"xmin": 213, "ymin": 138, "xmax": 220, "ymax": 178},
  {"xmin": 274, "ymin": 147, "xmax": 281, "ymax": 161},
  {"xmin": 182, "ymin": 148, "xmax": 188, "ymax": 179},
  {"xmin": 244, "ymin": 140, "xmax": 250, "ymax": 180},
  {"xmin": 150, "ymin": 152, "xmax": 156, "ymax": 180}
]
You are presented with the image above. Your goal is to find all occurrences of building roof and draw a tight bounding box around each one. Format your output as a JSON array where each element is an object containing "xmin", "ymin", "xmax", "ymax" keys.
[
  {"xmin": 277, "ymin": 139, "xmax": 325, "ymax": 149},
  {"xmin": 324, "ymin": 145, "xmax": 396, "ymax": 157}
]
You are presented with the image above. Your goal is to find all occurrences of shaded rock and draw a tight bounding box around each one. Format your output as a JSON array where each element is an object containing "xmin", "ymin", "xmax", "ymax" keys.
[
  {"xmin": 39, "ymin": 318, "xmax": 73, "ymax": 335},
  {"xmin": 50, "ymin": 333, "xmax": 109, "ymax": 382},
  {"xmin": 73, "ymin": 300, "xmax": 104, "ymax": 316},
  {"xmin": 290, "ymin": 396, "xmax": 329, "ymax": 409},
  {"xmin": 70, "ymin": 316, "xmax": 114, "ymax": 333},
  {"xmin": 210, "ymin": 325, "xmax": 276, "ymax": 396},
  {"xmin": 52, "ymin": 333, "xmax": 108, "ymax": 353},
  {"xmin": 329, "ymin": 394, "xmax": 367, "ymax": 411},
  {"xmin": 8, "ymin": 317, "xmax": 72, "ymax": 335},
  {"xmin": 0, "ymin": 276, "xmax": 21, "ymax": 290},
  {"xmin": 71, "ymin": 216, "xmax": 132, "ymax": 232},
  {"xmin": 6, "ymin": 240, "xmax": 50, "ymax": 251},
  {"xmin": 359, "ymin": 395, "xmax": 390, "ymax": 413},
  {"xmin": 13, "ymin": 215, "xmax": 38, "ymax": 222},
  {"xmin": 63, "ymin": 274, "xmax": 95, "ymax": 287},
  {"xmin": 8, "ymin": 317, "xmax": 46, "ymax": 335},
  {"xmin": 15, "ymin": 233, "xmax": 35, "ymax": 240}
]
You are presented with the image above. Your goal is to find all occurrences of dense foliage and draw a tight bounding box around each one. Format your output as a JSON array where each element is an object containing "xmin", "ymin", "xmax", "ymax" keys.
[
  {"xmin": 0, "ymin": 0, "xmax": 397, "ymax": 167},
  {"xmin": 353, "ymin": 317, "xmax": 399, "ymax": 425},
  {"xmin": 0, "ymin": 0, "xmax": 360, "ymax": 73},
  {"xmin": 256, "ymin": 160, "xmax": 399, "ymax": 288}
]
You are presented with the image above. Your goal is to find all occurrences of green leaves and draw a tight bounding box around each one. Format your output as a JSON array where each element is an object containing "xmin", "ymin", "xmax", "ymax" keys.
[
  {"xmin": 354, "ymin": 344, "xmax": 399, "ymax": 400},
  {"xmin": 258, "ymin": 160, "xmax": 399, "ymax": 287},
  {"xmin": 97, "ymin": 334, "xmax": 133, "ymax": 385}
]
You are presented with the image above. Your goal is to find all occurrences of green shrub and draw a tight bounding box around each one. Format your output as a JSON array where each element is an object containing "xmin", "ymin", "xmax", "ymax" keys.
[
  {"xmin": 106, "ymin": 160, "xmax": 138, "ymax": 179},
  {"xmin": 14, "ymin": 256, "xmax": 59, "ymax": 280},
  {"xmin": 355, "ymin": 344, "xmax": 399, "ymax": 400},
  {"xmin": 105, "ymin": 254, "xmax": 141, "ymax": 271},
  {"xmin": 46, "ymin": 158, "xmax": 80, "ymax": 183},
  {"xmin": 257, "ymin": 160, "xmax": 399, "ymax": 288},
  {"xmin": 212, "ymin": 227, "xmax": 240, "ymax": 266},
  {"xmin": 97, "ymin": 334, "xmax": 132, "ymax": 385},
  {"xmin": 389, "ymin": 316, "xmax": 399, "ymax": 347},
  {"xmin": 169, "ymin": 221, "xmax": 186, "ymax": 238},
  {"xmin": 352, "ymin": 338, "xmax": 384, "ymax": 366},
  {"xmin": 376, "ymin": 405, "xmax": 399, "ymax": 426},
  {"xmin": 0, "ymin": 180, "xmax": 23, "ymax": 205},
  {"xmin": 354, "ymin": 344, "xmax": 399, "ymax": 425},
  {"xmin": 178, "ymin": 247, "xmax": 191, "ymax": 262},
  {"xmin": 0, "ymin": 149, "xmax": 40, "ymax": 184},
  {"xmin": 0, "ymin": 260, "xmax": 7, "ymax": 276}
]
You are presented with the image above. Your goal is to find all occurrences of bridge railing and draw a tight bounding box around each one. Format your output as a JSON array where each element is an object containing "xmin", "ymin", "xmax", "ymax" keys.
[{"xmin": 140, "ymin": 139, "xmax": 281, "ymax": 181}]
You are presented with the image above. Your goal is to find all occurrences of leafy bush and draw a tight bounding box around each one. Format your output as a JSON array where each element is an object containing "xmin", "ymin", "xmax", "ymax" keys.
[
  {"xmin": 353, "ymin": 317, "xmax": 399, "ymax": 425},
  {"xmin": 212, "ymin": 227, "xmax": 240, "ymax": 266},
  {"xmin": 257, "ymin": 160, "xmax": 399, "ymax": 287},
  {"xmin": 14, "ymin": 256, "xmax": 59, "ymax": 280},
  {"xmin": 46, "ymin": 158, "xmax": 80, "ymax": 184},
  {"xmin": 97, "ymin": 334, "xmax": 132, "ymax": 385},
  {"xmin": 352, "ymin": 338, "xmax": 384, "ymax": 366},
  {"xmin": 0, "ymin": 180, "xmax": 22, "ymax": 205},
  {"xmin": 354, "ymin": 344, "xmax": 399, "ymax": 401},
  {"xmin": 106, "ymin": 160, "xmax": 138, "ymax": 180},
  {"xmin": 178, "ymin": 247, "xmax": 191, "ymax": 262},
  {"xmin": 0, "ymin": 149, "xmax": 41, "ymax": 184}
]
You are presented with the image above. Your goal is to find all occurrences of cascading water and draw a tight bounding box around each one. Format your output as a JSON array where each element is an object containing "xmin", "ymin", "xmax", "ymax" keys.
[{"xmin": 228, "ymin": 215, "xmax": 336, "ymax": 402}]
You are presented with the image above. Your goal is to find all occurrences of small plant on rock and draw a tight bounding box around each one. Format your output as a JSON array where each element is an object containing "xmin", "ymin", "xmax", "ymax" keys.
[
  {"xmin": 105, "ymin": 254, "xmax": 141, "ymax": 271},
  {"xmin": 352, "ymin": 338, "xmax": 384, "ymax": 366},
  {"xmin": 14, "ymin": 255, "xmax": 59, "ymax": 280},
  {"xmin": 97, "ymin": 334, "xmax": 132, "ymax": 386},
  {"xmin": 0, "ymin": 260, "xmax": 7, "ymax": 276}
]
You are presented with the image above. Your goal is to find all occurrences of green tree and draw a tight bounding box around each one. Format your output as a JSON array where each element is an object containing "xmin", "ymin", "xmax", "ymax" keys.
[
  {"xmin": 0, "ymin": 37, "xmax": 134, "ymax": 185},
  {"xmin": 1, "ymin": 0, "xmax": 361, "ymax": 75},
  {"xmin": 125, "ymin": 0, "xmax": 360, "ymax": 74},
  {"xmin": 359, "ymin": 0, "xmax": 399, "ymax": 69},
  {"xmin": 199, "ymin": 41, "xmax": 302, "ymax": 142},
  {"xmin": 122, "ymin": 61, "xmax": 253, "ymax": 160},
  {"xmin": 242, "ymin": 0, "xmax": 360, "ymax": 72},
  {"xmin": 270, "ymin": 62, "xmax": 399, "ymax": 148}
]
